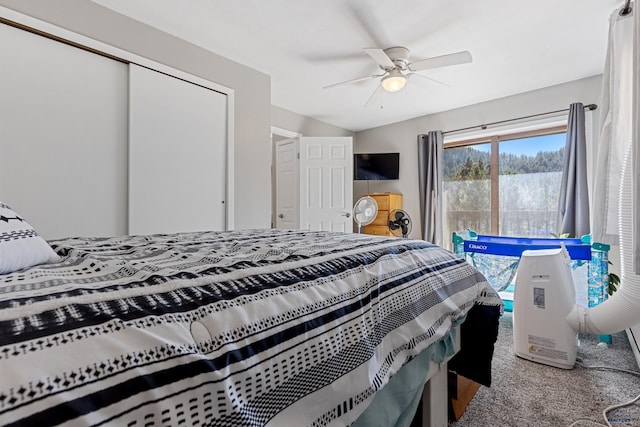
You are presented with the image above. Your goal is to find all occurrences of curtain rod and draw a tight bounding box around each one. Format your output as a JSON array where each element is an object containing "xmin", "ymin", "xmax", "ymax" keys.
[{"xmin": 442, "ymin": 103, "xmax": 598, "ymax": 135}]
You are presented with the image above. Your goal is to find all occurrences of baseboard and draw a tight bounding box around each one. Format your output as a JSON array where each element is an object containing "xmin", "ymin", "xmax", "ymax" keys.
[{"xmin": 626, "ymin": 325, "xmax": 640, "ymax": 370}]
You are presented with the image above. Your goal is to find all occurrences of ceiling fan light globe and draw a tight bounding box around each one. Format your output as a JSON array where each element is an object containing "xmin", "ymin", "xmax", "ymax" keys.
[{"xmin": 381, "ymin": 72, "xmax": 407, "ymax": 92}]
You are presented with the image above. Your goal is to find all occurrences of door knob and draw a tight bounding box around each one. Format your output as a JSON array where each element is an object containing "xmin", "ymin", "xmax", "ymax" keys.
[
  {"xmin": 341, "ymin": 212, "xmax": 351, "ymax": 218},
  {"xmin": 278, "ymin": 214, "xmax": 284, "ymax": 219}
]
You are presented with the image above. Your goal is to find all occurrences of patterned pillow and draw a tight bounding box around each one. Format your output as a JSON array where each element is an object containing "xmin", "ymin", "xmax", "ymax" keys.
[{"xmin": 0, "ymin": 202, "xmax": 59, "ymax": 274}]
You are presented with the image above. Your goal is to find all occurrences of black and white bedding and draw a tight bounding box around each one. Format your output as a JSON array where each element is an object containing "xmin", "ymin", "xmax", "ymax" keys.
[{"xmin": 0, "ymin": 229, "xmax": 501, "ymax": 427}]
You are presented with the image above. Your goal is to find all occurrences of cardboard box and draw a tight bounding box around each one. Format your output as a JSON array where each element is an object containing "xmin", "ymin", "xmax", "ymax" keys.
[{"xmin": 448, "ymin": 372, "xmax": 481, "ymax": 421}]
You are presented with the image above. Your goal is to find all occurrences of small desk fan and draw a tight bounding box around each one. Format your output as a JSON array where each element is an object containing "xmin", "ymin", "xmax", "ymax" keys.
[
  {"xmin": 388, "ymin": 209, "xmax": 412, "ymax": 238},
  {"xmin": 353, "ymin": 196, "xmax": 378, "ymax": 233}
]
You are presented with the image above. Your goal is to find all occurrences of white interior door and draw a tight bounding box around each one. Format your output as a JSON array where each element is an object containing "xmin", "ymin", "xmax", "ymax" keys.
[
  {"xmin": 129, "ymin": 64, "xmax": 228, "ymax": 235},
  {"xmin": 299, "ymin": 137, "xmax": 353, "ymax": 232},
  {"xmin": 275, "ymin": 139, "xmax": 299, "ymax": 229}
]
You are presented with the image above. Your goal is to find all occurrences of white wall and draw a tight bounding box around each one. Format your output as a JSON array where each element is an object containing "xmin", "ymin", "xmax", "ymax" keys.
[
  {"xmin": 272, "ymin": 106, "xmax": 355, "ymax": 138},
  {"xmin": 0, "ymin": 0, "xmax": 272, "ymax": 230},
  {"xmin": 354, "ymin": 75, "xmax": 603, "ymax": 240}
]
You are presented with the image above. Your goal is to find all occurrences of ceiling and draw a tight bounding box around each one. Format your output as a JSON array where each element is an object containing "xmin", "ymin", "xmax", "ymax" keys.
[{"xmin": 91, "ymin": 0, "xmax": 623, "ymax": 132}]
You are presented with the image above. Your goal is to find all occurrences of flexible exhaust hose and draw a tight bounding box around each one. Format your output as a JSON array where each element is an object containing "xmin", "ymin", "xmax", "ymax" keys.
[{"xmin": 567, "ymin": 141, "xmax": 640, "ymax": 334}]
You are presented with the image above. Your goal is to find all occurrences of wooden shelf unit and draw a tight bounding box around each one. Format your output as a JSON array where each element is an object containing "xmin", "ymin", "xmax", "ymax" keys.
[{"xmin": 363, "ymin": 193, "xmax": 403, "ymax": 237}]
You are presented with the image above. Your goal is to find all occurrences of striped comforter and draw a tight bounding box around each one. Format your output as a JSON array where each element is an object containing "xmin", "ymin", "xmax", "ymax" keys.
[{"xmin": 0, "ymin": 229, "xmax": 500, "ymax": 427}]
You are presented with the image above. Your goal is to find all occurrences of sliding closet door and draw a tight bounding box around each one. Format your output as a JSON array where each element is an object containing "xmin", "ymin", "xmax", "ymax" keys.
[
  {"xmin": 0, "ymin": 22, "xmax": 128, "ymax": 239},
  {"xmin": 129, "ymin": 64, "xmax": 227, "ymax": 235}
]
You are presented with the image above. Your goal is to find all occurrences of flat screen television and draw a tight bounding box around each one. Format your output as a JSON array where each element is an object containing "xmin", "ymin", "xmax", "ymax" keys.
[{"xmin": 354, "ymin": 152, "xmax": 400, "ymax": 180}]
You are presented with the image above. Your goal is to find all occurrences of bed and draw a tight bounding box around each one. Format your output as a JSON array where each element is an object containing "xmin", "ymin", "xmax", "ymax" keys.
[{"xmin": 0, "ymin": 206, "xmax": 502, "ymax": 427}]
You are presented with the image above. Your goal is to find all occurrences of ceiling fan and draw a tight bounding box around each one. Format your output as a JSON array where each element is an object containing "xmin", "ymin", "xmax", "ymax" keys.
[{"xmin": 323, "ymin": 46, "xmax": 472, "ymax": 105}]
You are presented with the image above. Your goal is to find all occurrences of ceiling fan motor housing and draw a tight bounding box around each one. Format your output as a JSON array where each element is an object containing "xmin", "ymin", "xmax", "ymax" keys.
[{"xmin": 382, "ymin": 47, "xmax": 410, "ymax": 71}]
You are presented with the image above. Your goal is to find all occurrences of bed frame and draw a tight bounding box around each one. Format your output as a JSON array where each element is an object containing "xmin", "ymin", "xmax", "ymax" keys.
[{"xmin": 419, "ymin": 349, "xmax": 457, "ymax": 426}]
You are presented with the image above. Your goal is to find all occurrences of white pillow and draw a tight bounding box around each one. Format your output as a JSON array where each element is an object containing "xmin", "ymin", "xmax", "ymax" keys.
[{"xmin": 0, "ymin": 202, "xmax": 59, "ymax": 274}]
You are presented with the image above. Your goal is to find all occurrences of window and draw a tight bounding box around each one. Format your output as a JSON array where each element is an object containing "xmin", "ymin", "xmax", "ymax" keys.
[{"xmin": 443, "ymin": 126, "xmax": 566, "ymax": 243}]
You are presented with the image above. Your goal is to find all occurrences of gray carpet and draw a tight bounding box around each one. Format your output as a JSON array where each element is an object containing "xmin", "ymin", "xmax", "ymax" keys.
[{"xmin": 450, "ymin": 312, "xmax": 640, "ymax": 427}]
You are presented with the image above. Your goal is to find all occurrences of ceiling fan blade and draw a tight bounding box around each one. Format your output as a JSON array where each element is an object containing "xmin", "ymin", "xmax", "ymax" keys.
[
  {"xmin": 364, "ymin": 48, "xmax": 395, "ymax": 68},
  {"xmin": 363, "ymin": 84, "xmax": 384, "ymax": 108},
  {"xmin": 407, "ymin": 72, "xmax": 450, "ymax": 88},
  {"xmin": 409, "ymin": 50, "xmax": 472, "ymax": 72},
  {"xmin": 323, "ymin": 74, "xmax": 382, "ymax": 89}
]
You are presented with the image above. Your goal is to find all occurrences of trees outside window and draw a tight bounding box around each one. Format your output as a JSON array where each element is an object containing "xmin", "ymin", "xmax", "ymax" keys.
[{"xmin": 443, "ymin": 127, "xmax": 566, "ymax": 247}]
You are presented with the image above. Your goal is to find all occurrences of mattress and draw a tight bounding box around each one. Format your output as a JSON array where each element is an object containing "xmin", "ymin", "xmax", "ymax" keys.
[{"xmin": 0, "ymin": 229, "xmax": 501, "ymax": 426}]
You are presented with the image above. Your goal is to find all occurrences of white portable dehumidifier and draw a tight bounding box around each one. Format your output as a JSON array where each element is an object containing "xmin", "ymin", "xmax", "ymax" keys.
[{"xmin": 512, "ymin": 246, "xmax": 578, "ymax": 369}]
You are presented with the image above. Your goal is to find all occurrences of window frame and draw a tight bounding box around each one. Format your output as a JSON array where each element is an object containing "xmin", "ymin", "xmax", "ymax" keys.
[{"xmin": 443, "ymin": 124, "xmax": 567, "ymax": 235}]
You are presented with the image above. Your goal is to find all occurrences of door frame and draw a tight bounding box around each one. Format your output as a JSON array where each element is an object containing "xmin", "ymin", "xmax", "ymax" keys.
[{"xmin": 271, "ymin": 126, "xmax": 302, "ymax": 227}]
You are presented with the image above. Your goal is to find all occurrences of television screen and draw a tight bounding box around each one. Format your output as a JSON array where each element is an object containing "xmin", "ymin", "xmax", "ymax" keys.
[{"xmin": 354, "ymin": 153, "xmax": 400, "ymax": 180}]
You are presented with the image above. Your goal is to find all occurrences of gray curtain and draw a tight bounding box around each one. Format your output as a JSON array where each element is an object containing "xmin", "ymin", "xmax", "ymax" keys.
[
  {"xmin": 418, "ymin": 131, "xmax": 443, "ymax": 245},
  {"xmin": 557, "ymin": 103, "xmax": 590, "ymax": 237}
]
